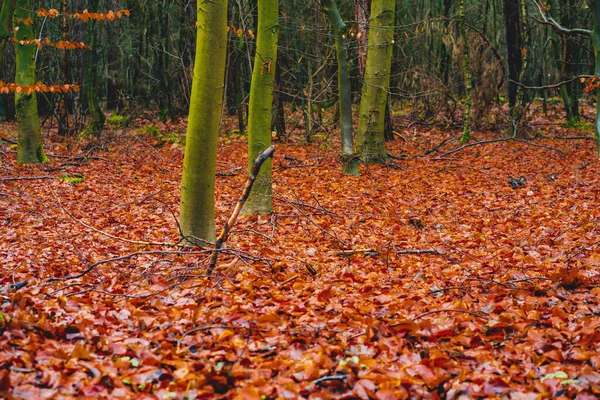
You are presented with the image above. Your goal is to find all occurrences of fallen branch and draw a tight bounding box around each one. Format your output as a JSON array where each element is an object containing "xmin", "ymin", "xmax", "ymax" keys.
[
  {"xmin": 412, "ymin": 308, "xmax": 489, "ymax": 321},
  {"xmin": 312, "ymin": 373, "xmax": 348, "ymax": 386},
  {"xmin": 337, "ymin": 248, "xmax": 379, "ymax": 256},
  {"xmin": 0, "ymin": 176, "xmax": 55, "ymax": 181},
  {"xmin": 207, "ymin": 145, "xmax": 275, "ymax": 278},
  {"xmin": 440, "ymin": 136, "xmax": 565, "ymax": 157},
  {"xmin": 395, "ymin": 248, "xmax": 440, "ymax": 255},
  {"xmin": 49, "ymin": 249, "xmax": 210, "ymax": 282}
]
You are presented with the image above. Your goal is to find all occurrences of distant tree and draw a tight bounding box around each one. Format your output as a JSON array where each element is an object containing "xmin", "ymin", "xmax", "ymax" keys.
[
  {"xmin": 83, "ymin": 0, "xmax": 106, "ymax": 136},
  {"xmin": 242, "ymin": 0, "xmax": 279, "ymax": 215},
  {"xmin": 0, "ymin": 0, "xmax": 15, "ymax": 121},
  {"xmin": 356, "ymin": 0, "xmax": 395, "ymax": 164},
  {"xmin": 323, "ymin": 0, "xmax": 358, "ymax": 175},
  {"xmin": 458, "ymin": 0, "xmax": 472, "ymax": 143},
  {"xmin": 179, "ymin": 0, "xmax": 228, "ymax": 243},
  {"xmin": 592, "ymin": 0, "xmax": 600, "ymax": 155}
]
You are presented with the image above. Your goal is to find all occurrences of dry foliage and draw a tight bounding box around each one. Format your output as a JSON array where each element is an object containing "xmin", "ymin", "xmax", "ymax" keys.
[{"xmin": 1, "ymin": 112, "xmax": 600, "ymax": 398}]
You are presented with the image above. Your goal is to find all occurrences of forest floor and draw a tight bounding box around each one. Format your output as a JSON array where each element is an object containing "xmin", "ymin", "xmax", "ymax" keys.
[{"xmin": 1, "ymin": 108, "xmax": 600, "ymax": 399}]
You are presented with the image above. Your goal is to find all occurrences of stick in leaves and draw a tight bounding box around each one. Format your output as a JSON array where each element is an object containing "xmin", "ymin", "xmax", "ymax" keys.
[{"xmin": 207, "ymin": 145, "xmax": 275, "ymax": 278}]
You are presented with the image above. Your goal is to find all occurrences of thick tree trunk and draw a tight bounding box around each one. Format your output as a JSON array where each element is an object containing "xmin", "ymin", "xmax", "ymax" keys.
[
  {"xmin": 14, "ymin": 0, "xmax": 47, "ymax": 164},
  {"xmin": 323, "ymin": 0, "xmax": 358, "ymax": 175},
  {"xmin": 356, "ymin": 0, "xmax": 395, "ymax": 164},
  {"xmin": 179, "ymin": 0, "xmax": 228, "ymax": 244},
  {"xmin": 242, "ymin": 0, "xmax": 279, "ymax": 215}
]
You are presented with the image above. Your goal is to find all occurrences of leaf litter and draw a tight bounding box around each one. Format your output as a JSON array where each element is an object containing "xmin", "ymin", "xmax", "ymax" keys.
[{"xmin": 1, "ymin": 120, "xmax": 600, "ymax": 399}]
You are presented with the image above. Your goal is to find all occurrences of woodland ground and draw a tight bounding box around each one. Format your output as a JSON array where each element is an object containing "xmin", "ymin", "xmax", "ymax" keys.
[{"xmin": 1, "ymin": 106, "xmax": 600, "ymax": 399}]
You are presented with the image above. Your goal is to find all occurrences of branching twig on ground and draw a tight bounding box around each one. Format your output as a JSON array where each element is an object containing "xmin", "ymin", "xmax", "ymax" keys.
[
  {"xmin": 439, "ymin": 135, "xmax": 565, "ymax": 157},
  {"xmin": 207, "ymin": 145, "xmax": 275, "ymax": 278}
]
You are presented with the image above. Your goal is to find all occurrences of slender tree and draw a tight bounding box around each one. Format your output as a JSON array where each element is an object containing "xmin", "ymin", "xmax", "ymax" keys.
[
  {"xmin": 458, "ymin": 0, "xmax": 472, "ymax": 142},
  {"xmin": 0, "ymin": 0, "xmax": 14, "ymax": 66},
  {"xmin": 356, "ymin": 0, "xmax": 395, "ymax": 164},
  {"xmin": 242, "ymin": 0, "xmax": 279, "ymax": 215},
  {"xmin": 0, "ymin": 0, "xmax": 15, "ymax": 121},
  {"xmin": 83, "ymin": 0, "xmax": 106, "ymax": 136},
  {"xmin": 593, "ymin": 0, "xmax": 600, "ymax": 156},
  {"xmin": 504, "ymin": 0, "xmax": 522, "ymax": 109},
  {"xmin": 179, "ymin": 0, "xmax": 228, "ymax": 243},
  {"xmin": 14, "ymin": 0, "xmax": 48, "ymax": 164},
  {"xmin": 323, "ymin": 0, "xmax": 358, "ymax": 175}
]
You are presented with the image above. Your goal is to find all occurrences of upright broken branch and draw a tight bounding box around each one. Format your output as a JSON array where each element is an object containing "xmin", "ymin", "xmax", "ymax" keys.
[{"xmin": 207, "ymin": 145, "xmax": 276, "ymax": 278}]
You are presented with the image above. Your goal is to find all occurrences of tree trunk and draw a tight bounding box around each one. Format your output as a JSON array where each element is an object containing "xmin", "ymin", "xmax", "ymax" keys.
[
  {"xmin": 83, "ymin": 0, "xmax": 105, "ymax": 136},
  {"xmin": 272, "ymin": 61, "xmax": 286, "ymax": 138},
  {"xmin": 353, "ymin": 0, "xmax": 370, "ymax": 76},
  {"xmin": 242, "ymin": 0, "xmax": 279, "ymax": 215},
  {"xmin": 0, "ymin": 0, "xmax": 14, "ymax": 67},
  {"xmin": 592, "ymin": 0, "xmax": 600, "ymax": 156},
  {"xmin": 57, "ymin": 0, "xmax": 71, "ymax": 136},
  {"xmin": 14, "ymin": 0, "xmax": 47, "ymax": 164},
  {"xmin": 557, "ymin": 0, "xmax": 579, "ymax": 123},
  {"xmin": 323, "ymin": 0, "xmax": 359, "ymax": 176},
  {"xmin": 356, "ymin": 0, "xmax": 395, "ymax": 164},
  {"xmin": 179, "ymin": 0, "xmax": 228, "ymax": 244},
  {"xmin": 503, "ymin": 0, "xmax": 522, "ymax": 109},
  {"xmin": 458, "ymin": 0, "xmax": 472, "ymax": 143},
  {"xmin": 0, "ymin": 0, "xmax": 15, "ymax": 121}
]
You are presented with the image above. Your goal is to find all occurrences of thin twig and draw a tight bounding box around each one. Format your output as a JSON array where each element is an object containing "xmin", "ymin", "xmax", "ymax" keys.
[
  {"xmin": 0, "ymin": 176, "xmax": 55, "ymax": 181},
  {"xmin": 412, "ymin": 308, "xmax": 489, "ymax": 321}
]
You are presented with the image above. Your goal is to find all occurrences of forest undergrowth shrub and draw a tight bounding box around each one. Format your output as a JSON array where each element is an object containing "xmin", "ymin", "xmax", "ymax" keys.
[{"xmin": 107, "ymin": 113, "xmax": 130, "ymax": 128}]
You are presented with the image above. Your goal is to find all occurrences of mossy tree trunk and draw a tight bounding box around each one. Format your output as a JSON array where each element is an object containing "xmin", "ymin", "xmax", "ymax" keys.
[
  {"xmin": 179, "ymin": 0, "xmax": 228, "ymax": 244},
  {"xmin": 356, "ymin": 0, "xmax": 395, "ymax": 164},
  {"xmin": 14, "ymin": 0, "xmax": 48, "ymax": 164},
  {"xmin": 242, "ymin": 0, "xmax": 278, "ymax": 215},
  {"xmin": 592, "ymin": 0, "xmax": 600, "ymax": 156},
  {"xmin": 458, "ymin": 0, "xmax": 472, "ymax": 143},
  {"xmin": 323, "ymin": 0, "xmax": 358, "ymax": 176},
  {"xmin": 83, "ymin": 0, "xmax": 105, "ymax": 136}
]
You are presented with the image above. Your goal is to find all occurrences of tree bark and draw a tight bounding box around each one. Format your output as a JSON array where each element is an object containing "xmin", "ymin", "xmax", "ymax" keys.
[
  {"xmin": 57, "ymin": 0, "xmax": 71, "ymax": 136},
  {"xmin": 503, "ymin": 0, "xmax": 522, "ymax": 109},
  {"xmin": 353, "ymin": 0, "xmax": 370, "ymax": 76},
  {"xmin": 458, "ymin": 0, "xmax": 472, "ymax": 143},
  {"xmin": 323, "ymin": 0, "xmax": 359, "ymax": 175},
  {"xmin": 592, "ymin": 0, "xmax": 600, "ymax": 156},
  {"xmin": 83, "ymin": 0, "xmax": 105, "ymax": 136},
  {"xmin": 179, "ymin": 0, "xmax": 228, "ymax": 244},
  {"xmin": 242, "ymin": 0, "xmax": 279, "ymax": 215},
  {"xmin": 356, "ymin": 0, "xmax": 395, "ymax": 164},
  {"xmin": 0, "ymin": 0, "xmax": 15, "ymax": 121},
  {"xmin": 14, "ymin": 0, "xmax": 48, "ymax": 164}
]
